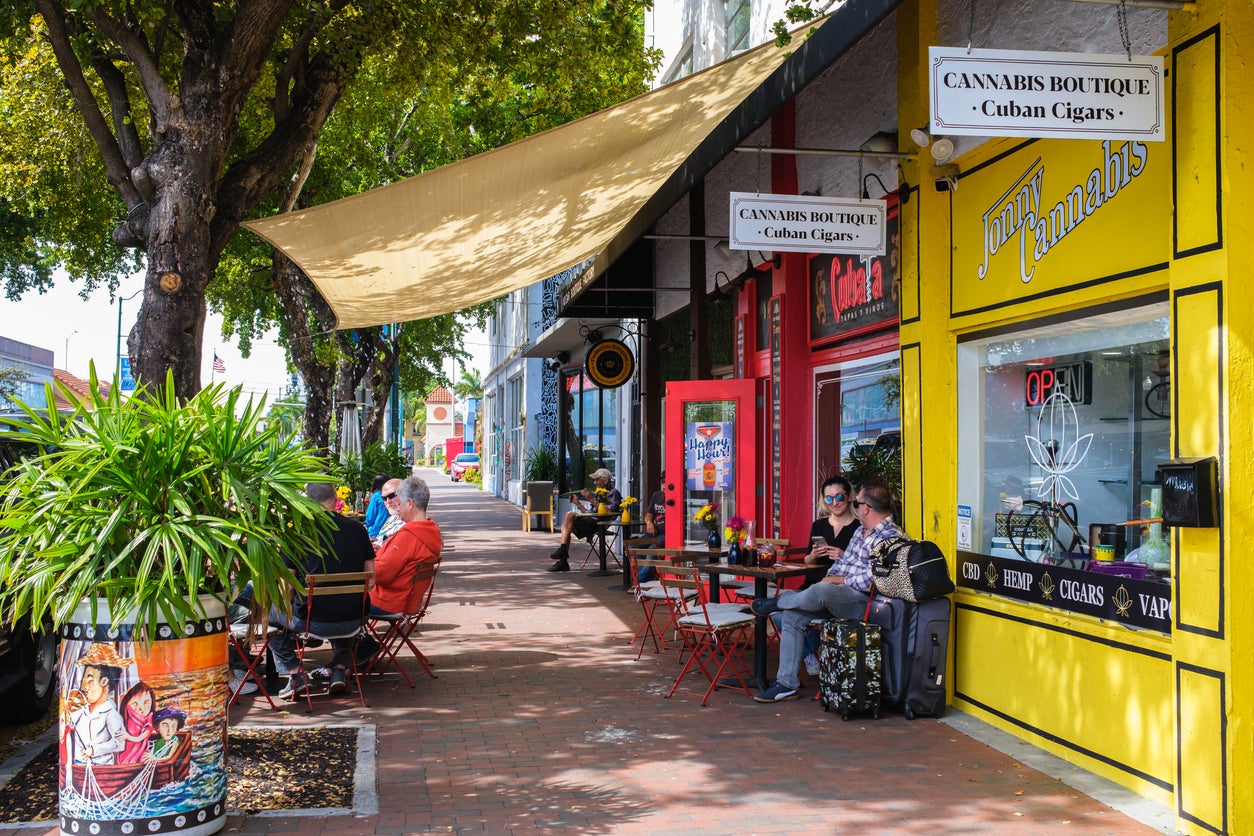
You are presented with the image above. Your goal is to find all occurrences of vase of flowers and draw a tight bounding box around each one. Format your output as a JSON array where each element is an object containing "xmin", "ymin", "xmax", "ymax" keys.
[
  {"xmin": 694, "ymin": 503, "xmax": 721, "ymax": 551},
  {"xmin": 619, "ymin": 495, "xmax": 638, "ymax": 524},
  {"xmin": 724, "ymin": 516, "xmax": 747, "ymax": 564},
  {"xmin": 594, "ymin": 486, "xmax": 611, "ymax": 515}
]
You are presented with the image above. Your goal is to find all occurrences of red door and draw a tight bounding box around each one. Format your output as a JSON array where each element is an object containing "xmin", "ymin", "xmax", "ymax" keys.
[{"xmin": 663, "ymin": 379, "xmax": 757, "ymax": 548}]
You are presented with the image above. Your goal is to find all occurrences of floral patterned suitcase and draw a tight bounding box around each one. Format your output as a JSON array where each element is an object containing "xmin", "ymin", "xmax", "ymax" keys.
[{"xmin": 818, "ymin": 617, "xmax": 882, "ymax": 720}]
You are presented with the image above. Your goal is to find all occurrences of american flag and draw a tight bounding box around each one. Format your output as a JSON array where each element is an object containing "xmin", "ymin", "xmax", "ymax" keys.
[{"xmin": 212, "ymin": 352, "xmax": 226, "ymax": 374}]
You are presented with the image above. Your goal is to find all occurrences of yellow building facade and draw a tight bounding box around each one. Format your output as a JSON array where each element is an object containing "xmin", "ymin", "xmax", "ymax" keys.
[{"xmin": 896, "ymin": 3, "xmax": 1252, "ymax": 833}]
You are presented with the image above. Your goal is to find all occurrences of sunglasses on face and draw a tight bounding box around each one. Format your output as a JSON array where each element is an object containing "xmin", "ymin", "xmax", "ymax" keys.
[
  {"xmin": 383, "ymin": 492, "xmax": 398, "ymax": 501},
  {"xmin": 822, "ymin": 493, "xmax": 847, "ymax": 504},
  {"xmin": 851, "ymin": 499, "xmax": 865, "ymax": 509}
]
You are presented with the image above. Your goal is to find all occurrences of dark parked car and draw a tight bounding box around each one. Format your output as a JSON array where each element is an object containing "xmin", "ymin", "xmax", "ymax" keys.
[{"xmin": 0, "ymin": 438, "xmax": 59, "ymax": 723}]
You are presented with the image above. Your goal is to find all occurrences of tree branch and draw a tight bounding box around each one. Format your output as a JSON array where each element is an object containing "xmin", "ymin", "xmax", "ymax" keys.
[
  {"xmin": 88, "ymin": 8, "xmax": 173, "ymax": 125},
  {"xmin": 87, "ymin": 50, "xmax": 145, "ymax": 170},
  {"xmin": 33, "ymin": 0, "xmax": 141, "ymax": 209}
]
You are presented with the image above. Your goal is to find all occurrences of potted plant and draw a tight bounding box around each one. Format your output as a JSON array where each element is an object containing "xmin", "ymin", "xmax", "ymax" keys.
[{"xmin": 0, "ymin": 369, "xmax": 333, "ymax": 836}]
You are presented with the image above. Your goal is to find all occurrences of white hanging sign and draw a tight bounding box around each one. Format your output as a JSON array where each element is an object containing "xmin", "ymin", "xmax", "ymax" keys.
[
  {"xmin": 728, "ymin": 192, "xmax": 886, "ymax": 256},
  {"xmin": 929, "ymin": 47, "xmax": 1164, "ymax": 141}
]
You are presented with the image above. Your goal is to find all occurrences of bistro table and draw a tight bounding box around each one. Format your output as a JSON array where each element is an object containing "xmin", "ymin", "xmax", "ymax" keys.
[
  {"xmin": 695, "ymin": 558, "xmax": 827, "ymax": 691},
  {"xmin": 578, "ymin": 513, "xmax": 626, "ymax": 577},
  {"xmin": 604, "ymin": 519, "xmax": 646, "ymax": 589}
]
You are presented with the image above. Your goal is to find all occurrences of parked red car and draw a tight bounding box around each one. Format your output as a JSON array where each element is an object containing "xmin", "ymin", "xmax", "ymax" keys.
[{"xmin": 450, "ymin": 452, "xmax": 480, "ymax": 481}]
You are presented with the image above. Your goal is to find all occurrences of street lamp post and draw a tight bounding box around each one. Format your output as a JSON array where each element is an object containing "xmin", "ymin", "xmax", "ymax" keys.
[
  {"xmin": 64, "ymin": 330, "xmax": 79, "ymax": 372},
  {"xmin": 116, "ymin": 288, "xmax": 143, "ymax": 382}
]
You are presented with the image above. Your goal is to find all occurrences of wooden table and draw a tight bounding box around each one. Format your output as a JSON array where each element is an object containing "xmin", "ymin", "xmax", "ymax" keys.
[{"xmin": 696, "ymin": 560, "xmax": 828, "ymax": 691}]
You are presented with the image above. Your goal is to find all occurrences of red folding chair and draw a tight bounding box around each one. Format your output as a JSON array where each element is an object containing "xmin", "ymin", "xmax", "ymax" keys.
[
  {"xmin": 630, "ymin": 550, "xmax": 692, "ymax": 659},
  {"xmin": 657, "ymin": 564, "xmax": 755, "ymax": 705},
  {"xmin": 366, "ymin": 557, "xmax": 441, "ymax": 686},
  {"xmin": 228, "ymin": 619, "xmax": 278, "ymax": 709},
  {"xmin": 293, "ymin": 571, "xmax": 372, "ymax": 713}
]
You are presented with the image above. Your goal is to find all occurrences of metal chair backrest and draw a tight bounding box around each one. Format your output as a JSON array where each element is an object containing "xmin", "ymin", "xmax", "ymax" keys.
[
  {"xmin": 403, "ymin": 557, "xmax": 441, "ymax": 615},
  {"xmin": 655, "ymin": 563, "xmax": 708, "ymax": 615},
  {"xmin": 758, "ymin": 538, "xmax": 789, "ymax": 548}
]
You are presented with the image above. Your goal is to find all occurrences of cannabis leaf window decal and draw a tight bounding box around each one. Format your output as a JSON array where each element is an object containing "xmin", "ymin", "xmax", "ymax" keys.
[{"xmin": 1024, "ymin": 392, "xmax": 1093, "ymax": 502}]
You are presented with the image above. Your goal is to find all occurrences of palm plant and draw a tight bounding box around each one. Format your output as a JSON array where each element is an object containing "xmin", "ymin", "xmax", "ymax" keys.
[{"xmin": 0, "ymin": 368, "xmax": 334, "ymax": 638}]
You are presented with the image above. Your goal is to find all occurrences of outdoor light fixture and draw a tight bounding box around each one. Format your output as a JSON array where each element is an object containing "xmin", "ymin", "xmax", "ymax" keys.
[{"xmin": 910, "ymin": 125, "xmax": 955, "ymax": 163}]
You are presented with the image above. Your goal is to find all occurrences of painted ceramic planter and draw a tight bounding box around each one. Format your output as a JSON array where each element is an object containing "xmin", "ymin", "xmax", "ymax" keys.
[{"xmin": 58, "ymin": 596, "xmax": 229, "ymax": 836}]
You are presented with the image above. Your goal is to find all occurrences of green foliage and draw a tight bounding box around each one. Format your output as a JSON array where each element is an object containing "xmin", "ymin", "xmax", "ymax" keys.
[
  {"xmin": 333, "ymin": 440, "xmax": 409, "ymax": 494},
  {"xmin": 0, "ymin": 366, "xmax": 335, "ymax": 640},
  {"xmin": 462, "ymin": 464, "xmax": 483, "ymax": 486},
  {"xmin": 524, "ymin": 445, "xmax": 559, "ymax": 483},
  {"xmin": 0, "ymin": 364, "xmax": 25, "ymax": 406},
  {"xmin": 841, "ymin": 437, "xmax": 902, "ymax": 505}
]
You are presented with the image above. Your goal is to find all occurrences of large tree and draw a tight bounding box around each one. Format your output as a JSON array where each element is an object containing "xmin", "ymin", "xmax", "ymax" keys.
[{"xmin": 0, "ymin": 1, "xmax": 657, "ymax": 399}]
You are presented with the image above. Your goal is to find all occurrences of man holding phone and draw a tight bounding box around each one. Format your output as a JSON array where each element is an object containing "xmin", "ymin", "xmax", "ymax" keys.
[{"xmin": 750, "ymin": 479, "xmax": 902, "ymax": 703}]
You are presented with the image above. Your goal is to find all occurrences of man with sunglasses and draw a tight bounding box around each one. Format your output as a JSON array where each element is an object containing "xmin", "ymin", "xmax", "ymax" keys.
[
  {"xmin": 751, "ymin": 479, "xmax": 903, "ymax": 703},
  {"xmin": 372, "ymin": 478, "xmax": 405, "ymax": 548}
]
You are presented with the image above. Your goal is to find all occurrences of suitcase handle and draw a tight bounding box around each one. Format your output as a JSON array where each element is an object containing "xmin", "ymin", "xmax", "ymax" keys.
[{"xmin": 862, "ymin": 584, "xmax": 876, "ymax": 621}]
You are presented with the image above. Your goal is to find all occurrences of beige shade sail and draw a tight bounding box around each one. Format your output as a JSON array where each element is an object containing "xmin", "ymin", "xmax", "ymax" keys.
[{"xmin": 243, "ymin": 21, "xmax": 827, "ymax": 330}]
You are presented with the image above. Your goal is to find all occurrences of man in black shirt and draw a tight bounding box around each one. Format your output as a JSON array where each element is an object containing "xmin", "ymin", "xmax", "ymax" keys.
[{"xmin": 270, "ymin": 482, "xmax": 375, "ymax": 698}]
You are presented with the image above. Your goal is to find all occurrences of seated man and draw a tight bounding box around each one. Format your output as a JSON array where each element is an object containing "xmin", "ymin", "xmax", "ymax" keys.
[
  {"xmin": 372, "ymin": 475, "xmax": 444, "ymax": 615},
  {"xmin": 750, "ymin": 479, "xmax": 903, "ymax": 703},
  {"xmin": 548, "ymin": 467, "xmax": 621, "ymax": 572},
  {"xmin": 637, "ymin": 472, "xmax": 666, "ymax": 582},
  {"xmin": 372, "ymin": 477, "xmax": 405, "ymax": 548},
  {"xmin": 270, "ymin": 482, "xmax": 375, "ymax": 698}
]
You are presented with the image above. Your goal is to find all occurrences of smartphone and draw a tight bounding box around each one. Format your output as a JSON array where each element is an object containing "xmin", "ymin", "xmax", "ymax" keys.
[{"xmin": 810, "ymin": 536, "xmax": 826, "ymax": 551}]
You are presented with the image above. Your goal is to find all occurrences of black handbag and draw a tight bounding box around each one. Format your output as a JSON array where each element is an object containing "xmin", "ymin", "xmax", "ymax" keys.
[{"xmin": 869, "ymin": 536, "xmax": 955, "ymax": 603}]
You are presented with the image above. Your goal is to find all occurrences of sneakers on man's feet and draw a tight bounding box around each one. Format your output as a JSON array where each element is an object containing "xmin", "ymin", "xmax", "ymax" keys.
[
  {"xmin": 309, "ymin": 666, "xmax": 332, "ymax": 681},
  {"xmin": 328, "ymin": 667, "xmax": 349, "ymax": 695},
  {"xmin": 803, "ymin": 653, "xmax": 820, "ymax": 677},
  {"xmin": 278, "ymin": 673, "xmax": 309, "ymax": 701},
  {"xmin": 549, "ymin": 544, "xmax": 569, "ymax": 561},
  {"xmin": 750, "ymin": 597, "xmax": 780, "ymax": 616},
  {"xmin": 753, "ymin": 681, "xmax": 800, "ymax": 703},
  {"xmin": 547, "ymin": 559, "xmax": 570, "ymax": 572},
  {"xmin": 228, "ymin": 670, "xmax": 259, "ymax": 696}
]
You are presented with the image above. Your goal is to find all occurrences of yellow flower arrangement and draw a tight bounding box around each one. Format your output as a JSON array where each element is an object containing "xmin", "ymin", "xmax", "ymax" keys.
[
  {"xmin": 594, "ymin": 486, "xmax": 610, "ymax": 498},
  {"xmin": 336, "ymin": 485, "xmax": 351, "ymax": 501},
  {"xmin": 620, "ymin": 495, "xmax": 638, "ymax": 508},
  {"xmin": 692, "ymin": 502, "xmax": 720, "ymax": 531}
]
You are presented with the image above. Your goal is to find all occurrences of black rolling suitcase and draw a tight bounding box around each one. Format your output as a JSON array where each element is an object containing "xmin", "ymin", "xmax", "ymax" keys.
[
  {"xmin": 865, "ymin": 594, "xmax": 950, "ymax": 719},
  {"xmin": 817, "ymin": 617, "xmax": 882, "ymax": 720}
]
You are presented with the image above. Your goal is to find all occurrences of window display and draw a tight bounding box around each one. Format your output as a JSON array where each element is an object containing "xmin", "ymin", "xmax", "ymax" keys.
[{"xmin": 957, "ymin": 301, "xmax": 1170, "ymax": 581}]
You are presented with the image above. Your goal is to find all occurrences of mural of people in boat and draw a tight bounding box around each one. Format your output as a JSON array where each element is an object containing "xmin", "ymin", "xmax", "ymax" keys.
[
  {"xmin": 148, "ymin": 706, "xmax": 187, "ymax": 762},
  {"xmin": 117, "ymin": 680, "xmax": 157, "ymax": 764},
  {"xmin": 63, "ymin": 643, "xmax": 133, "ymax": 766}
]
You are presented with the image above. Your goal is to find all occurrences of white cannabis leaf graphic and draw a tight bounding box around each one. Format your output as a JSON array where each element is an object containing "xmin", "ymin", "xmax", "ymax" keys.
[{"xmin": 1024, "ymin": 392, "xmax": 1092, "ymax": 502}]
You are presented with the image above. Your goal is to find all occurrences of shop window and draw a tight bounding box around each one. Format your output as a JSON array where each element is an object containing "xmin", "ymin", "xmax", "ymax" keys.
[
  {"xmin": 560, "ymin": 369, "xmax": 618, "ymax": 493},
  {"xmin": 506, "ymin": 376, "xmax": 524, "ymax": 484},
  {"xmin": 815, "ymin": 354, "xmax": 900, "ymax": 484},
  {"xmin": 725, "ymin": 0, "xmax": 750, "ymax": 54},
  {"xmin": 956, "ymin": 302, "xmax": 1172, "ymax": 627}
]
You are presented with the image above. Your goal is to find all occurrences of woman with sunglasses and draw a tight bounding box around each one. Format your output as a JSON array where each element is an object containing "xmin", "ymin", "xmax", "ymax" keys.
[{"xmin": 804, "ymin": 476, "xmax": 860, "ymax": 568}]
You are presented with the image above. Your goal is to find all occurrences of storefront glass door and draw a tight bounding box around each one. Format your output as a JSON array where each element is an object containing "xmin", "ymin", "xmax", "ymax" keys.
[{"xmin": 663, "ymin": 379, "xmax": 756, "ymax": 548}]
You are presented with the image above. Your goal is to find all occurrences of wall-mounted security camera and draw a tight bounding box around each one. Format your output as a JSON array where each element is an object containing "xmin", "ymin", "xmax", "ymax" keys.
[{"xmin": 932, "ymin": 163, "xmax": 960, "ymax": 193}]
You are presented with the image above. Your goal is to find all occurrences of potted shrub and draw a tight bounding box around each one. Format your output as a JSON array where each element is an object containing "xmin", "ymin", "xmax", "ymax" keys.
[{"xmin": 0, "ymin": 369, "xmax": 333, "ymax": 836}]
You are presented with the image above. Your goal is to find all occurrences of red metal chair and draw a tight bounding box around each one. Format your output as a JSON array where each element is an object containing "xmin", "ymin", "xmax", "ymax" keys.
[
  {"xmin": 293, "ymin": 571, "xmax": 372, "ymax": 713},
  {"xmin": 228, "ymin": 619, "xmax": 278, "ymax": 709},
  {"xmin": 366, "ymin": 557, "xmax": 442, "ymax": 686},
  {"xmin": 656, "ymin": 563, "xmax": 755, "ymax": 705},
  {"xmin": 630, "ymin": 549, "xmax": 692, "ymax": 658}
]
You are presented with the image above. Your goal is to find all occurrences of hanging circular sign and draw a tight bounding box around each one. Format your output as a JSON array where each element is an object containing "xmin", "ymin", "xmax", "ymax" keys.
[{"xmin": 585, "ymin": 338, "xmax": 634, "ymax": 389}]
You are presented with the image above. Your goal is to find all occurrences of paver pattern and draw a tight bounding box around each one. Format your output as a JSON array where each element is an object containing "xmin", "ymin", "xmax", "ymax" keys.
[{"xmin": 9, "ymin": 468, "xmax": 1163, "ymax": 835}]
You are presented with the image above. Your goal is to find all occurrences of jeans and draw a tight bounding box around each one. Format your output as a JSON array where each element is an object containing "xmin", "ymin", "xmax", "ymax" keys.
[
  {"xmin": 772, "ymin": 582, "xmax": 869, "ymax": 690},
  {"xmin": 267, "ymin": 607, "xmax": 361, "ymax": 675},
  {"xmin": 771, "ymin": 613, "xmax": 820, "ymax": 659}
]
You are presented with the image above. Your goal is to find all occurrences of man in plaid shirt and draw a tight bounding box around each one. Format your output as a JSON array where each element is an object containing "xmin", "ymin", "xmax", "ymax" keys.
[{"xmin": 751, "ymin": 480, "xmax": 903, "ymax": 703}]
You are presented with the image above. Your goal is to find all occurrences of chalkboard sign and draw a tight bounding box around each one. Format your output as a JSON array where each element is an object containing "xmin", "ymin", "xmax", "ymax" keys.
[{"xmin": 1157, "ymin": 457, "xmax": 1218, "ymax": 527}]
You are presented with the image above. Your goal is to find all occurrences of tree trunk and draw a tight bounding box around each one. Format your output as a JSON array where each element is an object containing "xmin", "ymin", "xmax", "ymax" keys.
[
  {"xmin": 128, "ymin": 138, "xmax": 218, "ymax": 396},
  {"xmin": 270, "ymin": 254, "xmax": 335, "ymax": 451}
]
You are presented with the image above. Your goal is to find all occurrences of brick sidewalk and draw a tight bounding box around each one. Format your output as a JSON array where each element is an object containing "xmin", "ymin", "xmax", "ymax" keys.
[{"xmin": 11, "ymin": 468, "xmax": 1169, "ymax": 834}]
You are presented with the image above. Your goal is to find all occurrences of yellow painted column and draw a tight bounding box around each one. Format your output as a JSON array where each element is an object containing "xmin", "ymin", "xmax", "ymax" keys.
[
  {"xmin": 1167, "ymin": 3, "xmax": 1254, "ymax": 834},
  {"xmin": 896, "ymin": 0, "xmax": 953, "ymax": 544}
]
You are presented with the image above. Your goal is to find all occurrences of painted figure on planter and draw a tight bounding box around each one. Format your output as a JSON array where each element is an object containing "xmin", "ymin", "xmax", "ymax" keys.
[{"xmin": 65, "ymin": 643, "xmax": 132, "ymax": 765}]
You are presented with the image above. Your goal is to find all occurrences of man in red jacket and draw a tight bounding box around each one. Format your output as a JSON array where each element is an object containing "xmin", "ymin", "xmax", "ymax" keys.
[{"xmin": 372, "ymin": 476, "xmax": 444, "ymax": 616}]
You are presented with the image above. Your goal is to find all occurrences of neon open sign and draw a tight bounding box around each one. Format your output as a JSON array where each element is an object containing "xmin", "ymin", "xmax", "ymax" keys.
[{"xmin": 1025, "ymin": 360, "xmax": 1092, "ymax": 407}]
